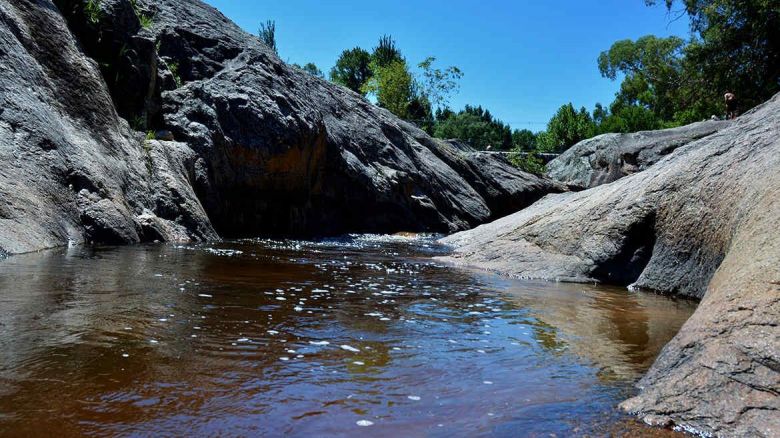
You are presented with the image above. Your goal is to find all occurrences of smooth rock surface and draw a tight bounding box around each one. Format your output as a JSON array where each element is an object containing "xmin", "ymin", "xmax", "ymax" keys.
[
  {"xmin": 547, "ymin": 120, "xmax": 732, "ymax": 189},
  {"xmin": 441, "ymin": 93, "xmax": 780, "ymax": 436},
  {"xmin": 0, "ymin": 0, "xmax": 560, "ymax": 254}
]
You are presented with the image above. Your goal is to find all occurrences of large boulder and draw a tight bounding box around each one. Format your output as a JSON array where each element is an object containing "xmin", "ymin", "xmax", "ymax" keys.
[
  {"xmin": 0, "ymin": 0, "xmax": 561, "ymax": 255},
  {"xmin": 141, "ymin": 0, "xmax": 562, "ymax": 236},
  {"xmin": 547, "ymin": 120, "xmax": 731, "ymax": 189},
  {"xmin": 0, "ymin": 0, "xmax": 216, "ymax": 255},
  {"xmin": 440, "ymin": 93, "xmax": 780, "ymax": 436}
]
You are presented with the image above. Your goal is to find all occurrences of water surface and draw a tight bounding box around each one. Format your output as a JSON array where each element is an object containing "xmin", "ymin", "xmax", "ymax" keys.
[{"xmin": 0, "ymin": 236, "xmax": 696, "ymax": 436}]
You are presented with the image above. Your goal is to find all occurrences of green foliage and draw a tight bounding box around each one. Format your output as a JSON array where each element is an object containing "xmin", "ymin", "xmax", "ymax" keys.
[
  {"xmin": 595, "ymin": 104, "xmax": 661, "ymax": 134},
  {"xmin": 294, "ymin": 62, "xmax": 324, "ymax": 78},
  {"xmin": 330, "ymin": 48, "xmax": 373, "ymax": 94},
  {"xmin": 372, "ymin": 35, "xmax": 403, "ymax": 68},
  {"xmin": 512, "ymin": 129, "xmax": 537, "ymax": 151},
  {"xmin": 508, "ymin": 150, "xmax": 546, "ymax": 175},
  {"xmin": 536, "ymin": 103, "xmax": 595, "ymax": 152},
  {"xmin": 138, "ymin": 13, "xmax": 153, "ymax": 29},
  {"xmin": 145, "ymin": 130, "xmax": 156, "ymax": 141},
  {"xmin": 599, "ymin": 1, "xmax": 780, "ymax": 125},
  {"xmin": 433, "ymin": 105, "xmax": 513, "ymax": 150},
  {"xmin": 84, "ymin": 0, "xmax": 102, "ymax": 25},
  {"xmin": 598, "ymin": 35, "xmax": 685, "ymax": 121},
  {"xmin": 362, "ymin": 59, "xmax": 415, "ymax": 119},
  {"xmin": 168, "ymin": 61, "xmax": 182, "ymax": 88},
  {"xmin": 258, "ymin": 20, "xmax": 277, "ymax": 54},
  {"xmin": 417, "ymin": 57, "xmax": 463, "ymax": 110},
  {"xmin": 130, "ymin": 115, "xmax": 145, "ymax": 131}
]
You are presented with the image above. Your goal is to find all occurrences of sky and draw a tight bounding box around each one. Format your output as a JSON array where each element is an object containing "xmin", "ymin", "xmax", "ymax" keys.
[{"xmin": 203, "ymin": 0, "xmax": 690, "ymax": 131}]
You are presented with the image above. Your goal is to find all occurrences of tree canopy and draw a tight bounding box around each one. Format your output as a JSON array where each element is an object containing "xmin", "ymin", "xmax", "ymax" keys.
[
  {"xmin": 330, "ymin": 48, "xmax": 373, "ymax": 94},
  {"xmin": 258, "ymin": 20, "xmax": 277, "ymax": 54}
]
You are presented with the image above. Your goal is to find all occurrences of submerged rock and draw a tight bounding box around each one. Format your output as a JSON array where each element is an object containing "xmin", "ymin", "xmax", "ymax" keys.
[
  {"xmin": 546, "ymin": 120, "xmax": 731, "ymax": 189},
  {"xmin": 441, "ymin": 93, "xmax": 780, "ymax": 436},
  {"xmin": 0, "ymin": 0, "xmax": 561, "ymax": 255}
]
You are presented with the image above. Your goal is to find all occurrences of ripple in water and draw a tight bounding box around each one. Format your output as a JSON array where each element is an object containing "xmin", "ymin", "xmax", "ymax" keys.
[{"xmin": 0, "ymin": 235, "xmax": 695, "ymax": 436}]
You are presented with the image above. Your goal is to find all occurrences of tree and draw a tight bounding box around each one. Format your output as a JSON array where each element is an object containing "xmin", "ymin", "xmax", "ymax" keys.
[
  {"xmin": 372, "ymin": 34, "xmax": 403, "ymax": 68},
  {"xmin": 362, "ymin": 59, "xmax": 415, "ymax": 119},
  {"xmin": 417, "ymin": 57, "xmax": 463, "ymax": 110},
  {"xmin": 433, "ymin": 105, "xmax": 513, "ymax": 150},
  {"xmin": 598, "ymin": 35, "xmax": 686, "ymax": 121},
  {"xmin": 330, "ymin": 47, "xmax": 373, "ymax": 94},
  {"xmin": 511, "ymin": 129, "xmax": 537, "ymax": 151},
  {"xmin": 647, "ymin": 0, "xmax": 780, "ymax": 112},
  {"xmin": 258, "ymin": 20, "xmax": 277, "ymax": 54},
  {"xmin": 536, "ymin": 103, "xmax": 595, "ymax": 152},
  {"xmin": 294, "ymin": 62, "xmax": 323, "ymax": 78}
]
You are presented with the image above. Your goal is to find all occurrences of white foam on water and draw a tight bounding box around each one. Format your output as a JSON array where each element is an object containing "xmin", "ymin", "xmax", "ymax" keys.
[
  {"xmin": 340, "ymin": 345, "xmax": 360, "ymax": 352},
  {"xmin": 356, "ymin": 420, "xmax": 374, "ymax": 427}
]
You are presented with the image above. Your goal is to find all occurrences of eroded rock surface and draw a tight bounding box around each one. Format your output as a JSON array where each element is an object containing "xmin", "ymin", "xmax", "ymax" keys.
[
  {"xmin": 0, "ymin": 0, "xmax": 560, "ymax": 254},
  {"xmin": 0, "ymin": 0, "xmax": 216, "ymax": 255},
  {"xmin": 441, "ymin": 94, "xmax": 780, "ymax": 436},
  {"xmin": 547, "ymin": 120, "xmax": 731, "ymax": 189}
]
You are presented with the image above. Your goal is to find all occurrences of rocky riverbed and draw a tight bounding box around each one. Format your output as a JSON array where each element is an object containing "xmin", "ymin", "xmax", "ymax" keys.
[{"xmin": 0, "ymin": 0, "xmax": 777, "ymax": 436}]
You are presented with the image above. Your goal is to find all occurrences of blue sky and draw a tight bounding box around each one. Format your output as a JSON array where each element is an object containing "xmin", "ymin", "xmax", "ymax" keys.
[{"xmin": 204, "ymin": 1, "xmax": 690, "ymax": 131}]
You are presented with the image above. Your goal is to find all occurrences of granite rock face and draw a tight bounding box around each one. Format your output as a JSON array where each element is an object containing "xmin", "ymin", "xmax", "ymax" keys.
[
  {"xmin": 0, "ymin": 0, "xmax": 217, "ymax": 255},
  {"xmin": 0, "ymin": 0, "xmax": 560, "ymax": 254},
  {"xmin": 441, "ymin": 93, "xmax": 780, "ymax": 436},
  {"xmin": 546, "ymin": 120, "xmax": 732, "ymax": 189}
]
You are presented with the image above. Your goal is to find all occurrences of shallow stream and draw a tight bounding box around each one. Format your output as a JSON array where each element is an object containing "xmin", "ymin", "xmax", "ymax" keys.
[{"xmin": 0, "ymin": 235, "xmax": 696, "ymax": 436}]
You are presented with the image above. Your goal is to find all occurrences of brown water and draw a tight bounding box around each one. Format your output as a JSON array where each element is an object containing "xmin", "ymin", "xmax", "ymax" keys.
[{"xmin": 0, "ymin": 235, "xmax": 696, "ymax": 437}]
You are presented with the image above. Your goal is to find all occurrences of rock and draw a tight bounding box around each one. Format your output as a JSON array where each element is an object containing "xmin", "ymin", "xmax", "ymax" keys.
[
  {"xmin": 154, "ymin": 130, "xmax": 174, "ymax": 141},
  {"xmin": 0, "ymin": 0, "xmax": 216, "ymax": 254},
  {"xmin": 546, "ymin": 120, "xmax": 732, "ymax": 189},
  {"xmin": 440, "ymin": 93, "xmax": 780, "ymax": 436},
  {"xmin": 137, "ymin": 0, "xmax": 562, "ymax": 236},
  {"xmin": 0, "ymin": 0, "xmax": 560, "ymax": 255}
]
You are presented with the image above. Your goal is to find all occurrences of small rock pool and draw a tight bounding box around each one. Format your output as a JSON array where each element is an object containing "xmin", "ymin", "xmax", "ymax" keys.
[{"xmin": 0, "ymin": 235, "xmax": 696, "ymax": 436}]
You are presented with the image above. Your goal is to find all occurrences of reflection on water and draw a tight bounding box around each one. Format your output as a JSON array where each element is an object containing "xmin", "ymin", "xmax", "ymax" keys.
[{"xmin": 0, "ymin": 236, "xmax": 695, "ymax": 436}]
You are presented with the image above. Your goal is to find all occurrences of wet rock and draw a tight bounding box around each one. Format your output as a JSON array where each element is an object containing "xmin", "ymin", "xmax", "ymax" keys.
[
  {"xmin": 440, "ymin": 93, "xmax": 780, "ymax": 436},
  {"xmin": 546, "ymin": 120, "xmax": 732, "ymax": 189}
]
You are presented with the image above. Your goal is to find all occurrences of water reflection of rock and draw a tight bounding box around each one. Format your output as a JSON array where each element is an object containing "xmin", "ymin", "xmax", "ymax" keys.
[{"xmin": 500, "ymin": 279, "xmax": 697, "ymax": 380}]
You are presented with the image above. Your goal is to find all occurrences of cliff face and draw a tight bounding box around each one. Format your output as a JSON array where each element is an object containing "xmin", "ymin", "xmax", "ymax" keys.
[
  {"xmin": 441, "ymin": 94, "xmax": 780, "ymax": 436},
  {"xmin": 0, "ymin": 0, "xmax": 218, "ymax": 255},
  {"xmin": 0, "ymin": 0, "xmax": 561, "ymax": 255}
]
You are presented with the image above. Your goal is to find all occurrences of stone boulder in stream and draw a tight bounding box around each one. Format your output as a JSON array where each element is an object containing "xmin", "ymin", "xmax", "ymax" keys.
[
  {"xmin": 0, "ymin": 0, "xmax": 561, "ymax": 256},
  {"xmin": 441, "ymin": 93, "xmax": 780, "ymax": 437}
]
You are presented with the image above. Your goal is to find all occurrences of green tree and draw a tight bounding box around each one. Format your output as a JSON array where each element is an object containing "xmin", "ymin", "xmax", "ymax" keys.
[
  {"xmin": 511, "ymin": 129, "xmax": 537, "ymax": 150},
  {"xmin": 598, "ymin": 35, "xmax": 686, "ymax": 121},
  {"xmin": 372, "ymin": 35, "xmax": 403, "ymax": 67},
  {"xmin": 537, "ymin": 103, "xmax": 595, "ymax": 152},
  {"xmin": 647, "ymin": 0, "xmax": 780, "ymax": 112},
  {"xmin": 329, "ymin": 47, "xmax": 373, "ymax": 94},
  {"xmin": 258, "ymin": 20, "xmax": 277, "ymax": 54},
  {"xmin": 294, "ymin": 62, "xmax": 323, "ymax": 78},
  {"xmin": 362, "ymin": 59, "xmax": 415, "ymax": 119},
  {"xmin": 433, "ymin": 105, "xmax": 513, "ymax": 150},
  {"xmin": 417, "ymin": 57, "xmax": 463, "ymax": 110}
]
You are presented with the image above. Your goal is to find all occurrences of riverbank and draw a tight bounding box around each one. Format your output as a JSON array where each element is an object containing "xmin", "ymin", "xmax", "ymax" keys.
[{"xmin": 440, "ymin": 92, "xmax": 780, "ymax": 437}]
